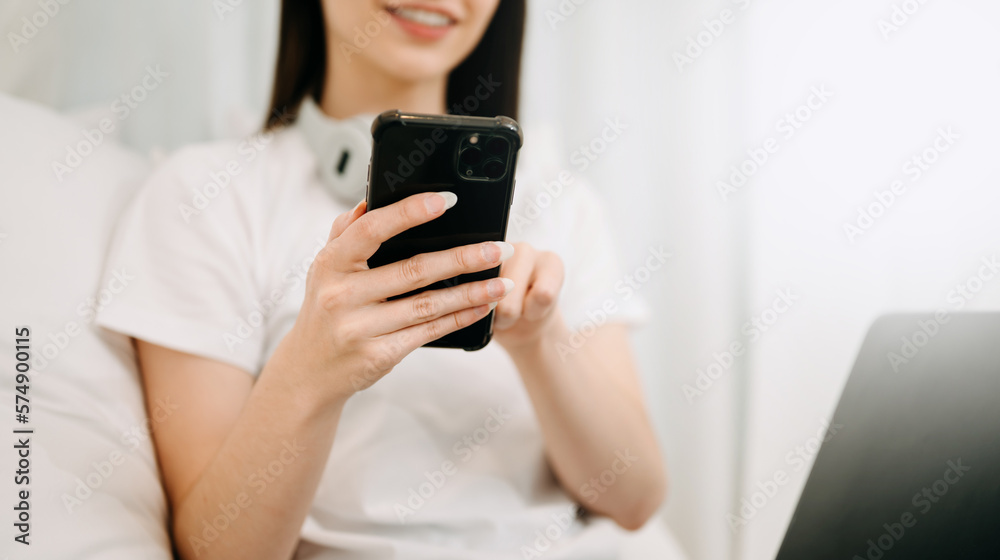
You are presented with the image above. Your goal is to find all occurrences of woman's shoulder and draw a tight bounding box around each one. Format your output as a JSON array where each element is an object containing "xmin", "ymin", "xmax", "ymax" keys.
[
  {"xmin": 134, "ymin": 126, "xmax": 315, "ymax": 223},
  {"xmin": 149, "ymin": 126, "xmax": 311, "ymax": 187}
]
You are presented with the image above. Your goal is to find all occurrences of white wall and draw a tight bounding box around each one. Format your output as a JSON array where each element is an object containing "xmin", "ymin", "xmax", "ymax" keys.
[
  {"xmin": 0, "ymin": 0, "xmax": 277, "ymax": 149},
  {"xmin": 736, "ymin": 1, "xmax": 1000, "ymax": 558},
  {"xmin": 526, "ymin": 3, "xmax": 1000, "ymax": 560},
  {"xmin": 523, "ymin": 2, "xmax": 746, "ymax": 558}
]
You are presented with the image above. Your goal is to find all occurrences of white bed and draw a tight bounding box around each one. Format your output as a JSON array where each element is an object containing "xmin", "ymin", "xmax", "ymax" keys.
[{"xmin": 0, "ymin": 93, "xmax": 172, "ymax": 559}]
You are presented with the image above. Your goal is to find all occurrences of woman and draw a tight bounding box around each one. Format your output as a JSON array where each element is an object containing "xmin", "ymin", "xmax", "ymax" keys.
[{"xmin": 96, "ymin": 1, "xmax": 667, "ymax": 558}]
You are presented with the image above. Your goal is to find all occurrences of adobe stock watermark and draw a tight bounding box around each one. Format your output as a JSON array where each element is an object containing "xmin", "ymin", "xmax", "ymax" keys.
[
  {"xmin": 179, "ymin": 108, "xmax": 292, "ymax": 222},
  {"xmin": 509, "ymin": 170, "xmax": 575, "ymax": 235},
  {"xmin": 510, "ymin": 117, "xmax": 626, "ymax": 235},
  {"xmin": 212, "ymin": 0, "xmax": 251, "ymax": 21},
  {"xmin": 556, "ymin": 246, "xmax": 671, "ymax": 361},
  {"xmin": 726, "ymin": 419, "xmax": 842, "ymax": 533},
  {"xmin": 717, "ymin": 85, "xmax": 834, "ymax": 202},
  {"xmin": 349, "ymin": 329, "xmax": 410, "ymax": 392},
  {"xmin": 51, "ymin": 65, "xmax": 168, "ymax": 183},
  {"xmin": 878, "ymin": 0, "xmax": 932, "ymax": 42},
  {"xmin": 518, "ymin": 449, "xmax": 638, "ymax": 558},
  {"xmin": 378, "ymin": 74, "xmax": 501, "ymax": 193},
  {"xmin": 544, "ymin": 0, "xmax": 591, "ymax": 30},
  {"xmin": 851, "ymin": 458, "xmax": 970, "ymax": 560},
  {"xmin": 449, "ymin": 74, "xmax": 502, "ymax": 116},
  {"xmin": 578, "ymin": 449, "xmax": 640, "ymax": 505},
  {"xmin": 842, "ymin": 126, "xmax": 958, "ymax": 244},
  {"xmin": 518, "ymin": 504, "xmax": 580, "ymax": 559},
  {"xmin": 337, "ymin": 4, "xmax": 400, "ymax": 62},
  {"xmin": 673, "ymin": 0, "xmax": 753, "ymax": 72},
  {"xmin": 394, "ymin": 406, "xmax": 512, "ymax": 522},
  {"xmin": 187, "ymin": 439, "xmax": 307, "ymax": 556},
  {"xmin": 7, "ymin": 0, "xmax": 75, "ymax": 54},
  {"xmin": 224, "ymin": 236, "xmax": 326, "ymax": 354},
  {"xmin": 30, "ymin": 269, "xmax": 136, "ymax": 372},
  {"xmin": 61, "ymin": 396, "xmax": 181, "ymax": 513},
  {"xmin": 682, "ymin": 287, "xmax": 800, "ymax": 404},
  {"xmin": 381, "ymin": 127, "xmax": 448, "ymax": 192},
  {"xmin": 569, "ymin": 118, "xmax": 627, "ymax": 173},
  {"xmin": 886, "ymin": 254, "xmax": 998, "ymax": 373}
]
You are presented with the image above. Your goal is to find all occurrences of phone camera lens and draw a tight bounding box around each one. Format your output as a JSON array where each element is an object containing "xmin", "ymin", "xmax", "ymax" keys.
[
  {"xmin": 485, "ymin": 137, "xmax": 509, "ymax": 156},
  {"xmin": 483, "ymin": 159, "xmax": 505, "ymax": 179},
  {"xmin": 460, "ymin": 146, "xmax": 483, "ymax": 166}
]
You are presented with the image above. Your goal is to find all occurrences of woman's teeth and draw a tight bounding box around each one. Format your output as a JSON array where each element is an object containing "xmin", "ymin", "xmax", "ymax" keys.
[{"xmin": 391, "ymin": 7, "xmax": 452, "ymax": 27}]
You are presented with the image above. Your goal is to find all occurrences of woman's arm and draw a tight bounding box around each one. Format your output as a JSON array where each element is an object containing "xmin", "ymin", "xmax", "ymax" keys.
[
  {"xmin": 138, "ymin": 340, "xmax": 347, "ymax": 560},
  {"xmin": 508, "ymin": 321, "xmax": 666, "ymax": 530},
  {"xmin": 141, "ymin": 192, "xmax": 516, "ymax": 560},
  {"xmin": 494, "ymin": 244, "xmax": 666, "ymax": 530}
]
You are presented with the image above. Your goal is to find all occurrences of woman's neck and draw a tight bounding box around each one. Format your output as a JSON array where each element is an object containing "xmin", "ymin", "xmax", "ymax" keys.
[{"xmin": 320, "ymin": 57, "xmax": 447, "ymax": 119}]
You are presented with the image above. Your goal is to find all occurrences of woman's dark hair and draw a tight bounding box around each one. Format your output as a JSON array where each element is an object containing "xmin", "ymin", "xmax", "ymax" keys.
[{"xmin": 265, "ymin": 1, "xmax": 525, "ymax": 129}]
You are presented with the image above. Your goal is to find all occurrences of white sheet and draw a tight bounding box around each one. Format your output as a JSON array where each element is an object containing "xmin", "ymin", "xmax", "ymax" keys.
[{"xmin": 0, "ymin": 93, "xmax": 171, "ymax": 559}]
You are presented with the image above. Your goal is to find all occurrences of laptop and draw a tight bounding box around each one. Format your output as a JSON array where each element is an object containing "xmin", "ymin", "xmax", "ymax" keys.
[{"xmin": 774, "ymin": 313, "xmax": 1000, "ymax": 559}]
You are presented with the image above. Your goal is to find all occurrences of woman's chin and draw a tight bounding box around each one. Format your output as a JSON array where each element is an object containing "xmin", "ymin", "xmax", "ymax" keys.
[{"xmin": 370, "ymin": 50, "xmax": 459, "ymax": 85}]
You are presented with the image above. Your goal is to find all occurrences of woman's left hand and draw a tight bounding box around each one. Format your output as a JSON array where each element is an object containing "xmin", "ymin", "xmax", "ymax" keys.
[{"xmin": 492, "ymin": 242, "xmax": 566, "ymax": 351}]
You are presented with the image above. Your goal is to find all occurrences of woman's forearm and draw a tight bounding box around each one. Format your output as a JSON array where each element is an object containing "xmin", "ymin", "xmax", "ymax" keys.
[
  {"xmin": 171, "ymin": 341, "xmax": 347, "ymax": 560},
  {"xmin": 507, "ymin": 316, "xmax": 666, "ymax": 530}
]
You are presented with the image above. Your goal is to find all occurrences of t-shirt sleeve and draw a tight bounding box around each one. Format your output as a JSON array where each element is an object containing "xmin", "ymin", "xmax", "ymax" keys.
[
  {"xmin": 95, "ymin": 144, "xmax": 266, "ymax": 375},
  {"xmin": 510, "ymin": 171, "xmax": 654, "ymax": 334}
]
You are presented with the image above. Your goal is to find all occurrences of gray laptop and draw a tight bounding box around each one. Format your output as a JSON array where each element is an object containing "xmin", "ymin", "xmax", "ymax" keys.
[{"xmin": 775, "ymin": 313, "xmax": 1000, "ymax": 559}]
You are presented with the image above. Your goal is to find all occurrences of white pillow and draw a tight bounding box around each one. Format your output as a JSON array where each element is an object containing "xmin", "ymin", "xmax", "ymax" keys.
[{"xmin": 0, "ymin": 93, "xmax": 171, "ymax": 559}]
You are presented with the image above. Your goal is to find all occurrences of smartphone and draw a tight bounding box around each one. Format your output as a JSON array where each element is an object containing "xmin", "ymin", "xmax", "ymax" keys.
[{"xmin": 365, "ymin": 110, "xmax": 522, "ymax": 351}]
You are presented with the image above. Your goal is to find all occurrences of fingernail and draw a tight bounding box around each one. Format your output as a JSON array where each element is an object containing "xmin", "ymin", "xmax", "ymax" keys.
[
  {"xmin": 440, "ymin": 191, "xmax": 458, "ymax": 209},
  {"xmin": 500, "ymin": 278, "xmax": 515, "ymax": 296},
  {"xmin": 426, "ymin": 191, "xmax": 457, "ymax": 213},
  {"xmin": 484, "ymin": 241, "xmax": 515, "ymax": 263},
  {"xmin": 488, "ymin": 302, "xmax": 498, "ymax": 311},
  {"xmin": 487, "ymin": 278, "xmax": 514, "ymax": 298}
]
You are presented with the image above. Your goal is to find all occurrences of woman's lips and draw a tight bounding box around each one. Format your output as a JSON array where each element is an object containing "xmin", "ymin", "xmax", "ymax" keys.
[{"xmin": 387, "ymin": 5, "xmax": 456, "ymax": 40}]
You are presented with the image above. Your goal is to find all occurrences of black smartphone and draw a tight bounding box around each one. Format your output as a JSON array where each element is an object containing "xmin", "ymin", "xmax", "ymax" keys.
[{"xmin": 365, "ymin": 110, "xmax": 522, "ymax": 351}]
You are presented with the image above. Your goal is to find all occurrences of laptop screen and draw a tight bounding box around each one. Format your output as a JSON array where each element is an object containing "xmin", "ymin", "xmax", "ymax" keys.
[{"xmin": 775, "ymin": 313, "xmax": 1000, "ymax": 559}]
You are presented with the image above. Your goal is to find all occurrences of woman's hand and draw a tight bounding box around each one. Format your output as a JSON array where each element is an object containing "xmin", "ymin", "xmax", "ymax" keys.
[
  {"xmin": 492, "ymin": 242, "xmax": 566, "ymax": 352},
  {"xmin": 280, "ymin": 191, "xmax": 515, "ymax": 405},
  {"xmin": 492, "ymin": 243, "xmax": 667, "ymax": 530}
]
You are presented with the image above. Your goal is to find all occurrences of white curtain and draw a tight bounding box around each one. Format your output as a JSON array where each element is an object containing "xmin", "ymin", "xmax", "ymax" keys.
[
  {"xmin": 0, "ymin": 0, "xmax": 278, "ymax": 148},
  {"xmin": 736, "ymin": 1, "xmax": 1000, "ymax": 558},
  {"xmin": 4, "ymin": 1, "xmax": 999, "ymax": 559}
]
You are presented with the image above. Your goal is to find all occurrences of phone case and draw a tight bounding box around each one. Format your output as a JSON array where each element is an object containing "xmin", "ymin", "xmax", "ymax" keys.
[{"xmin": 366, "ymin": 110, "xmax": 523, "ymax": 351}]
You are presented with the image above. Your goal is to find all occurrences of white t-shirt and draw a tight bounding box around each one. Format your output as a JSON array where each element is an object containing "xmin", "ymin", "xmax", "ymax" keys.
[{"xmin": 95, "ymin": 103, "xmax": 656, "ymax": 559}]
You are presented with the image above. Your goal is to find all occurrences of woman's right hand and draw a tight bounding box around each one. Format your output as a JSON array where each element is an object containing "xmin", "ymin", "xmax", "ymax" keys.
[
  {"xmin": 278, "ymin": 191, "xmax": 515, "ymax": 404},
  {"xmin": 141, "ymin": 191, "xmax": 512, "ymax": 560}
]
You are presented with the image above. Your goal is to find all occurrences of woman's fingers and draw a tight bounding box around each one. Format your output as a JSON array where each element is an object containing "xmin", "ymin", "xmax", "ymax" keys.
[
  {"xmin": 337, "ymin": 191, "xmax": 456, "ymax": 263},
  {"xmin": 493, "ymin": 244, "xmax": 535, "ymax": 330},
  {"xmin": 327, "ymin": 199, "xmax": 367, "ymax": 242},
  {"xmin": 383, "ymin": 302, "xmax": 496, "ymax": 354},
  {"xmin": 363, "ymin": 276, "xmax": 514, "ymax": 336},
  {"xmin": 522, "ymin": 251, "xmax": 564, "ymax": 322},
  {"xmin": 359, "ymin": 240, "xmax": 514, "ymax": 301}
]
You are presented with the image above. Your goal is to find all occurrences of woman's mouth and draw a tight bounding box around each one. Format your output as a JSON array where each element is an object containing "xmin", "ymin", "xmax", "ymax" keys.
[{"xmin": 387, "ymin": 4, "xmax": 456, "ymax": 40}]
